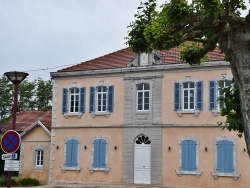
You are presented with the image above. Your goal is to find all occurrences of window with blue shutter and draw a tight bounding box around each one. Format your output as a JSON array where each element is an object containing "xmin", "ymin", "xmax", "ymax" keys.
[
  {"xmin": 89, "ymin": 87, "xmax": 95, "ymax": 112},
  {"xmin": 90, "ymin": 85, "xmax": 114, "ymax": 113},
  {"xmin": 80, "ymin": 87, "xmax": 86, "ymax": 113},
  {"xmin": 93, "ymin": 139, "xmax": 106, "ymax": 168},
  {"xmin": 108, "ymin": 86, "xmax": 114, "ymax": 112},
  {"xmin": 65, "ymin": 139, "xmax": 78, "ymax": 167},
  {"xmin": 209, "ymin": 80, "xmax": 217, "ymax": 110},
  {"xmin": 62, "ymin": 88, "xmax": 68, "ymax": 114},
  {"xmin": 174, "ymin": 82, "xmax": 181, "ymax": 110},
  {"xmin": 181, "ymin": 140, "xmax": 196, "ymax": 171},
  {"xmin": 196, "ymin": 81, "xmax": 203, "ymax": 110},
  {"xmin": 217, "ymin": 140, "xmax": 234, "ymax": 173}
]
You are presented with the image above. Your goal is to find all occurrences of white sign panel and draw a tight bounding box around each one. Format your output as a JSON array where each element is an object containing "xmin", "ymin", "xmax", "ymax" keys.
[
  {"xmin": 2, "ymin": 153, "xmax": 18, "ymax": 160},
  {"xmin": 4, "ymin": 160, "xmax": 21, "ymax": 171},
  {"xmin": 4, "ymin": 167, "xmax": 20, "ymax": 171}
]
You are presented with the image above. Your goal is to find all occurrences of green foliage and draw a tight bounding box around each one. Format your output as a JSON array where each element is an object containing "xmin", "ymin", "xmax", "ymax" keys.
[
  {"xmin": 0, "ymin": 76, "xmax": 14, "ymax": 123},
  {"xmin": 18, "ymin": 177, "xmax": 40, "ymax": 186},
  {"xmin": 218, "ymin": 79, "xmax": 243, "ymax": 137},
  {"xmin": 0, "ymin": 177, "xmax": 40, "ymax": 187},
  {"xmin": 19, "ymin": 80, "xmax": 37, "ymax": 111},
  {"xmin": 35, "ymin": 78, "xmax": 53, "ymax": 110},
  {"xmin": 127, "ymin": 0, "xmax": 248, "ymax": 64},
  {"xmin": 0, "ymin": 177, "xmax": 17, "ymax": 186},
  {"xmin": 180, "ymin": 42, "xmax": 208, "ymax": 64}
]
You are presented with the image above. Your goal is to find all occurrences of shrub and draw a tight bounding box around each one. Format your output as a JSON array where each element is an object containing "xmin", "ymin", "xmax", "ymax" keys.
[
  {"xmin": 0, "ymin": 177, "xmax": 17, "ymax": 186},
  {"xmin": 18, "ymin": 177, "xmax": 40, "ymax": 186}
]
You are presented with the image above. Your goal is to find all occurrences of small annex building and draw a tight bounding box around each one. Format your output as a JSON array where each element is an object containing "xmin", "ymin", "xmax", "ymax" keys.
[{"xmin": 1, "ymin": 110, "xmax": 51, "ymax": 184}]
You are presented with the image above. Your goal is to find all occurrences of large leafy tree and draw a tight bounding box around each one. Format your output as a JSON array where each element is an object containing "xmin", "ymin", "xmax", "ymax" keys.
[
  {"xmin": 127, "ymin": 0, "xmax": 250, "ymax": 156},
  {"xmin": 35, "ymin": 78, "xmax": 53, "ymax": 110},
  {"xmin": 19, "ymin": 80, "xmax": 37, "ymax": 111},
  {"xmin": 0, "ymin": 76, "xmax": 13, "ymax": 124}
]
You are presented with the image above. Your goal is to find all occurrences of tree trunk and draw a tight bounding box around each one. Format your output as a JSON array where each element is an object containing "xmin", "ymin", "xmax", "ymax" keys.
[{"xmin": 220, "ymin": 23, "xmax": 250, "ymax": 157}]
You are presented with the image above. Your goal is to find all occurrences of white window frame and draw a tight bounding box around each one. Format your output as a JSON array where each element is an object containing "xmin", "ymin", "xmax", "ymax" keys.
[
  {"xmin": 212, "ymin": 136, "xmax": 239, "ymax": 180},
  {"xmin": 177, "ymin": 136, "xmax": 201, "ymax": 177},
  {"xmin": 182, "ymin": 82, "xmax": 195, "ymax": 110},
  {"xmin": 35, "ymin": 150, "xmax": 44, "ymax": 167},
  {"xmin": 137, "ymin": 83, "xmax": 150, "ymax": 111},
  {"xmin": 210, "ymin": 74, "xmax": 233, "ymax": 116},
  {"xmin": 96, "ymin": 86, "xmax": 108, "ymax": 112},
  {"xmin": 176, "ymin": 77, "xmax": 200, "ymax": 117},
  {"xmin": 31, "ymin": 144, "xmax": 47, "ymax": 170},
  {"xmin": 69, "ymin": 87, "xmax": 80, "ymax": 113},
  {"xmin": 63, "ymin": 82, "xmax": 84, "ymax": 118},
  {"xmin": 217, "ymin": 80, "xmax": 230, "ymax": 110}
]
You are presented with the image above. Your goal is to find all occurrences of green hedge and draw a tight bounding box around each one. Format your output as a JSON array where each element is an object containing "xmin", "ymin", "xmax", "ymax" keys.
[{"xmin": 0, "ymin": 177, "xmax": 40, "ymax": 187}]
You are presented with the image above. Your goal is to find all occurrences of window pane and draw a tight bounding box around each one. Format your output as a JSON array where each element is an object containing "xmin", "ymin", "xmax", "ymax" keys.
[
  {"xmin": 144, "ymin": 97, "xmax": 149, "ymax": 104},
  {"xmin": 183, "ymin": 82, "xmax": 188, "ymax": 88},
  {"xmin": 138, "ymin": 104, "xmax": 142, "ymax": 110},
  {"xmin": 75, "ymin": 88, "xmax": 79, "ymax": 93},
  {"xmin": 184, "ymin": 103, "xmax": 188, "ymax": 109},
  {"xmin": 144, "ymin": 84, "xmax": 150, "ymax": 90},
  {"xmin": 98, "ymin": 87, "xmax": 102, "ymax": 92},
  {"xmin": 144, "ymin": 91, "xmax": 149, "ymax": 98},
  {"xmin": 103, "ymin": 87, "xmax": 107, "ymax": 92},
  {"xmin": 190, "ymin": 90, "xmax": 194, "ymax": 97},
  {"xmin": 137, "ymin": 84, "xmax": 143, "ymax": 90},
  {"xmin": 184, "ymin": 90, "xmax": 188, "ymax": 97},
  {"xmin": 184, "ymin": 97, "xmax": 188, "ymax": 103},
  {"xmin": 190, "ymin": 102, "xmax": 194, "ymax": 109},
  {"xmin": 138, "ymin": 92, "xmax": 143, "ymax": 98},
  {"xmin": 190, "ymin": 82, "xmax": 195, "ymax": 88},
  {"xmin": 144, "ymin": 104, "xmax": 149, "ymax": 110},
  {"xmin": 138, "ymin": 98, "xmax": 142, "ymax": 105}
]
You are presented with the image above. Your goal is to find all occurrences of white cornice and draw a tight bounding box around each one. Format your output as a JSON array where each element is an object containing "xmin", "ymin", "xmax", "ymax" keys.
[{"xmin": 50, "ymin": 61, "xmax": 230, "ymax": 79}]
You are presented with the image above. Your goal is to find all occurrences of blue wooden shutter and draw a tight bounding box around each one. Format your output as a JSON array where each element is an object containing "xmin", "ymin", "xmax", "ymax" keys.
[
  {"xmin": 100, "ymin": 139, "xmax": 106, "ymax": 168},
  {"xmin": 209, "ymin": 81, "xmax": 217, "ymax": 110},
  {"xmin": 108, "ymin": 85, "xmax": 114, "ymax": 112},
  {"xmin": 225, "ymin": 141, "xmax": 234, "ymax": 173},
  {"xmin": 174, "ymin": 83, "xmax": 181, "ymax": 110},
  {"xmin": 65, "ymin": 140, "xmax": 72, "ymax": 167},
  {"xmin": 181, "ymin": 140, "xmax": 189, "ymax": 171},
  {"xmin": 93, "ymin": 139, "xmax": 100, "ymax": 167},
  {"xmin": 62, "ymin": 88, "xmax": 68, "ymax": 114},
  {"xmin": 71, "ymin": 140, "xmax": 78, "ymax": 167},
  {"xmin": 188, "ymin": 140, "xmax": 196, "ymax": 171},
  {"xmin": 80, "ymin": 87, "xmax": 86, "ymax": 113},
  {"xmin": 196, "ymin": 81, "xmax": 203, "ymax": 110},
  {"xmin": 89, "ymin": 87, "xmax": 95, "ymax": 112},
  {"xmin": 217, "ymin": 141, "xmax": 225, "ymax": 172}
]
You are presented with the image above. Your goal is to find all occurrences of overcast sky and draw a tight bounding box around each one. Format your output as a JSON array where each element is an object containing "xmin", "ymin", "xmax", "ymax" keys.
[{"xmin": 0, "ymin": 1, "xmax": 249, "ymax": 81}]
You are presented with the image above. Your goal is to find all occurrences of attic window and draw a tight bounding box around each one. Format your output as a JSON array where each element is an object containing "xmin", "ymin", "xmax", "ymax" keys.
[{"xmin": 140, "ymin": 53, "xmax": 149, "ymax": 66}]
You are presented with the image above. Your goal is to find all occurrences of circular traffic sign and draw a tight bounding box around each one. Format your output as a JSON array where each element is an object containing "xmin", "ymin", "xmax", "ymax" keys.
[{"xmin": 1, "ymin": 130, "xmax": 21, "ymax": 153}]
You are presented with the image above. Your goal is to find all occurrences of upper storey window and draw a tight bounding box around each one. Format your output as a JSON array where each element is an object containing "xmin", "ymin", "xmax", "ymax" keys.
[
  {"xmin": 89, "ymin": 84, "xmax": 114, "ymax": 116},
  {"xmin": 137, "ymin": 83, "xmax": 150, "ymax": 111},
  {"xmin": 62, "ymin": 86, "xmax": 85, "ymax": 117},
  {"xmin": 209, "ymin": 80, "xmax": 230, "ymax": 111},
  {"xmin": 97, "ymin": 86, "xmax": 107, "ymax": 112},
  {"xmin": 174, "ymin": 77, "xmax": 203, "ymax": 116},
  {"xmin": 183, "ymin": 82, "xmax": 195, "ymax": 110}
]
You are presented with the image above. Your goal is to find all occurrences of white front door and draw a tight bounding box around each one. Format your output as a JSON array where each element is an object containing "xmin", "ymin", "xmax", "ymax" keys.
[{"xmin": 134, "ymin": 136, "xmax": 151, "ymax": 184}]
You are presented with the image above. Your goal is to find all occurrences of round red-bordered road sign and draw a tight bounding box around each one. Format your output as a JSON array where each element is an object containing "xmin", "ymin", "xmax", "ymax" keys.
[{"xmin": 1, "ymin": 130, "xmax": 21, "ymax": 154}]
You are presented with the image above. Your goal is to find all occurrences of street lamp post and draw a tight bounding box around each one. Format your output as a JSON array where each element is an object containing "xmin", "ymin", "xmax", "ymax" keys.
[{"xmin": 4, "ymin": 71, "xmax": 28, "ymax": 188}]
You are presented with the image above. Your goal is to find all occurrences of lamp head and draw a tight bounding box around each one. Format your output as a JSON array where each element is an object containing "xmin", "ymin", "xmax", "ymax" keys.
[{"xmin": 4, "ymin": 71, "xmax": 29, "ymax": 85}]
